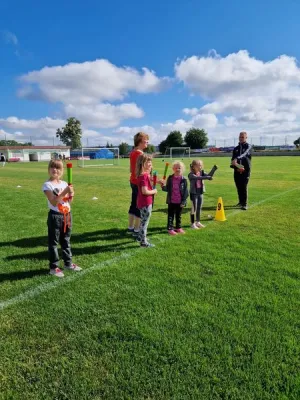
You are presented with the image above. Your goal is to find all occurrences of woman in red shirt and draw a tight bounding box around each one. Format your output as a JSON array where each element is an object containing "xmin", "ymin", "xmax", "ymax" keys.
[{"xmin": 128, "ymin": 132, "xmax": 149, "ymax": 235}]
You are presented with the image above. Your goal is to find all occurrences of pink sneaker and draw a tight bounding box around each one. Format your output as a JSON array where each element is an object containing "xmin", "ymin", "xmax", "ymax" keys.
[
  {"xmin": 168, "ymin": 229, "xmax": 177, "ymax": 235},
  {"xmin": 64, "ymin": 263, "xmax": 82, "ymax": 271},
  {"xmin": 175, "ymin": 228, "xmax": 185, "ymax": 234},
  {"xmin": 49, "ymin": 268, "xmax": 64, "ymax": 278},
  {"xmin": 196, "ymin": 222, "xmax": 205, "ymax": 228}
]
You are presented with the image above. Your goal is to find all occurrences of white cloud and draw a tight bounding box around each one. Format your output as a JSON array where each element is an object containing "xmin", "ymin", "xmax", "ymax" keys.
[
  {"xmin": 175, "ymin": 50, "xmax": 300, "ymax": 99},
  {"xmin": 0, "ymin": 116, "xmax": 64, "ymax": 131},
  {"xmin": 0, "ymin": 117, "xmax": 65, "ymax": 144},
  {"xmin": 115, "ymin": 125, "xmax": 159, "ymax": 144},
  {"xmin": 1, "ymin": 30, "xmax": 18, "ymax": 45},
  {"xmin": 174, "ymin": 50, "xmax": 300, "ymax": 144},
  {"xmin": 64, "ymin": 102, "xmax": 144, "ymax": 128},
  {"xmin": 182, "ymin": 107, "xmax": 199, "ymax": 116},
  {"xmin": 18, "ymin": 59, "xmax": 169, "ymax": 105}
]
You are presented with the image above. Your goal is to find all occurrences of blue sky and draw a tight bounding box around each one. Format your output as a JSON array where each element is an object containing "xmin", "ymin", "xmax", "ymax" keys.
[{"xmin": 1, "ymin": 0, "xmax": 300, "ymax": 147}]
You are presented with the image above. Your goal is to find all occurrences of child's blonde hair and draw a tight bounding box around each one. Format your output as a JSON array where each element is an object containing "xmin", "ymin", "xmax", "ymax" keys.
[
  {"xmin": 136, "ymin": 154, "xmax": 152, "ymax": 177},
  {"xmin": 48, "ymin": 159, "xmax": 63, "ymax": 172},
  {"xmin": 172, "ymin": 160, "xmax": 185, "ymax": 173},
  {"xmin": 190, "ymin": 159, "xmax": 203, "ymax": 174}
]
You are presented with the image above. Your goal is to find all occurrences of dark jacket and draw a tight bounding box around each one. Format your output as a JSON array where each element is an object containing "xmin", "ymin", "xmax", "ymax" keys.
[
  {"xmin": 188, "ymin": 170, "xmax": 212, "ymax": 195},
  {"xmin": 162, "ymin": 175, "xmax": 189, "ymax": 206},
  {"xmin": 231, "ymin": 142, "xmax": 252, "ymax": 174}
]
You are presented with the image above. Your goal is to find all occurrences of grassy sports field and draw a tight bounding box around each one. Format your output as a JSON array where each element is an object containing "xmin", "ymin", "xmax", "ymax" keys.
[{"xmin": 0, "ymin": 156, "xmax": 299, "ymax": 399}]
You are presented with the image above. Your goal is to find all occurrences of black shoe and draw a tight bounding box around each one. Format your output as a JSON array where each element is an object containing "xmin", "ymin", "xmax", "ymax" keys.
[
  {"xmin": 241, "ymin": 205, "xmax": 248, "ymax": 210},
  {"xmin": 235, "ymin": 202, "xmax": 242, "ymax": 207},
  {"xmin": 132, "ymin": 230, "xmax": 140, "ymax": 237}
]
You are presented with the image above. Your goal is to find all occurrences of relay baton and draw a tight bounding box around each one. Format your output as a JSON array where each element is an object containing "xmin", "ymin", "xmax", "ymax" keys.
[
  {"xmin": 163, "ymin": 162, "xmax": 169, "ymax": 179},
  {"xmin": 66, "ymin": 163, "xmax": 73, "ymax": 199},
  {"xmin": 208, "ymin": 164, "xmax": 218, "ymax": 177},
  {"xmin": 152, "ymin": 171, "xmax": 157, "ymax": 189}
]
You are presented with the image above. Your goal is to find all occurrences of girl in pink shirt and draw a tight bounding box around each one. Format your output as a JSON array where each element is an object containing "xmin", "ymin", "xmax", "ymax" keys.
[
  {"xmin": 161, "ymin": 161, "xmax": 189, "ymax": 235},
  {"xmin": 136, "ymin": 154, "xmax": 158, "ymax": 248}
]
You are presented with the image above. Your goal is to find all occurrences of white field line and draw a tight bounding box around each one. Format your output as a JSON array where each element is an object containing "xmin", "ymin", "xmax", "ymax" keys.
[{"xmin": 1, "ymin": 185, "xmax": 299, "ymax": 311}]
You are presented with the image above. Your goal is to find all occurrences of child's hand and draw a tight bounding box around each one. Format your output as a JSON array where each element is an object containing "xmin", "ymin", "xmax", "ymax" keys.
[
  {"xmin": 153, "ymin": 189, "xmax": 158, "ymax": 195},
  {"xmin": 207, "ymin": 176, "xmax": 213, "ymax": 180},
  {"xmin": 159, "ymin": 179, "xmax": 166, "ymax": 186},
  {"xmin": 68, "ymin": 185, "xmax": 75, "ymax": 197}
]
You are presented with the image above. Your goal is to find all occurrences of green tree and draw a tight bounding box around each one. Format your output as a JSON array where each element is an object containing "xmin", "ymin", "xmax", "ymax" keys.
[
  {"xmin": 158, "ymin": 131, "xmax": 183, "ymax": 154},
  {"xmin": 293, "ymin": 137, "xmax": 300, "ymax": 148},
  {"xmin": 56, "ymin": 117, "xmax": 82, "ymax": 149},
  {"xmin": 119, "ymin": 142, "xmax": 131, "ymax": 156},
  {"xmin": 144, "ymin": 144, "xmax": 156, "ymax": 153},
  {"xmin": 0, "ymin": 140, "xmax": 33, "ymax": 146},
  {"xmin": 184, "ymin": 128, "xmax": 208, "ymax": 149},
  {"xmin": 158, "ymin": 139, "xmax": 168, "ymax": 154}
]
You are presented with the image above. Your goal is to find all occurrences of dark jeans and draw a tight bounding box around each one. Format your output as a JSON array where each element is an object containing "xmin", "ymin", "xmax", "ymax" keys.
[
  {"xmin": 47, "ymin": 210, "xmax": 72, "ymax": 269},
  {"xmin": 234, "ymin": 172, "xmax": 250, "ymax": 206},
  {"xmin": 128, "ymin": 183, "xmax": 141, "ymax": 218},
  {"xmin": 167, "ymin": 203, "xmax": 182, "ymax": 230}
]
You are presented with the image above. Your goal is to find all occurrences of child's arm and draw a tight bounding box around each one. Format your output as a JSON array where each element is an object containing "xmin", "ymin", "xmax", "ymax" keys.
[
  {"xmin": 181, "ymin": 178, "xmax": 189, "ymax": 207},
  {"xmin": 141, "ymin": 186, "xmax": 157, "ymax": 196},
  {"xmin": 160, "ymin": 176, "xmax": 169, "ymax": 192},
  {"xmin": 44, "ymin": 186, "xmax": 73, "ymax": 207},
  {"xmin": 188, "ymin": 172, "xmax": 212, "ymax": 181}
]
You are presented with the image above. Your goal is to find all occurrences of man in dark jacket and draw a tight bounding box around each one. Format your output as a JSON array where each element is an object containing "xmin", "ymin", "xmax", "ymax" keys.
[{"xmin": 231, "ymin": 131, "xmax": 252, "ymax": 210}]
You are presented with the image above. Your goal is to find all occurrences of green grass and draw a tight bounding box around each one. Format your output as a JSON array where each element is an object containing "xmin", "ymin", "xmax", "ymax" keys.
[{"xmin": 0, "ymin": 156, "xmax": 299, "ymax": 400}]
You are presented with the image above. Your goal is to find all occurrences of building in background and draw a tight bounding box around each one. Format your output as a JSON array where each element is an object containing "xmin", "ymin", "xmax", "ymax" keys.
[{"xmin": 0, "ymin": 146, "xmax": 71, "ymax": 162}]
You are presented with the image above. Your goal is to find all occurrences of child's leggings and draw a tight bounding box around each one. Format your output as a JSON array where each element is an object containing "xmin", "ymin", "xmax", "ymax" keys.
[
  {"xmin": 139, "ymin": 205, "xmax": 152, "ymax": 245},
  {"xmin": 167, "ymin": 203, "xmax": 182, "ymax": 230},
  {"xmin": 190, "ymin": 194, "xmax": 203, "ymax": 223}
]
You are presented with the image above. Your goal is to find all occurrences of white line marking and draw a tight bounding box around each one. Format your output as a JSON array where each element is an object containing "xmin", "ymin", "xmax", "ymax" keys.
[
  {"xmin": 1, "ymin": 185, "xmax": 299, "ymax": 311},
  {"xmin": 0, "ymin": 252, "xmax": 134, "ymax": 311}
]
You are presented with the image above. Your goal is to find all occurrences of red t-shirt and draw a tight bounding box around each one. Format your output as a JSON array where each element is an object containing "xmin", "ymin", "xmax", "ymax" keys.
[
  {"xmin": 137, "ymin": 173, "xmax": 153, "ymax": 209},
  {"xmin": 130, "ymin": 149, "xmax": 143, "ymax": 185}
]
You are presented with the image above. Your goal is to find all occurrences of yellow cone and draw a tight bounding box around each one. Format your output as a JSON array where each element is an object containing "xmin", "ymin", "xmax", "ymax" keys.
[{"xmin": 215, "ymin": 197, "xmax": 226, "ymax": 221}]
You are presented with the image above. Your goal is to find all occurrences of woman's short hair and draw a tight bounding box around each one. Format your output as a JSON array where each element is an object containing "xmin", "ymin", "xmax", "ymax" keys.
[{"xmin": 134, "ymin": 132, "xmax": 149, "ymax": 147}]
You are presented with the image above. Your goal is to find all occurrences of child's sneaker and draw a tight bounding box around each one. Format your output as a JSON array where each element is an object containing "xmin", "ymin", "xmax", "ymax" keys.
[
  {"xmin": 64, "ymin": 263, "xmax": 82, "ymax": 271},
  {"xmin": 190, "ymin": 223, "xmax": 199, "ymax": 229},
  {"xmin": 196, "ymin": 222, "xmax": 205, "ymax": 228},
  {"xmin": 168, "ymin": 229, "xmax": 177, "ymax": 235},
  {"xmin": 132, "ymin": 230, "xmax": 140, "ymax": 238},
  {"xmin": 127, "ymin": 228, "xmax": 134, "ymax": 233},
  {"xmin": 140, "ymin": 242, "xmax": 155, "ymax": 248},
  {"xmin": 175, "ymin": 228, "xmax": 185, "ymax": 234},
  {"xmin": 49, "ymin": 268, "xmax": 64, "ymax": 278}
]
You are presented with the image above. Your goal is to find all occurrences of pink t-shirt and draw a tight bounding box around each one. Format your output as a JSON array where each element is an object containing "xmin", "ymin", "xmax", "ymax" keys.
[
  {"xmin": 196, "ymin": 172, "xmax": 202, "ymax": 189},
  {"xmin": 137, "ymin": 173, "xmax": 153, "ymax": 209},
  {"xmin": 171, "ymin": 175, "xmax": 182, "ymax": 204}
]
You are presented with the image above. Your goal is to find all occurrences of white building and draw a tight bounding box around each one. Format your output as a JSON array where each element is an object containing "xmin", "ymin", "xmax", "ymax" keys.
[{"xmin": 0, "ymin": 146, "xmax": 71, "ymax": 162}]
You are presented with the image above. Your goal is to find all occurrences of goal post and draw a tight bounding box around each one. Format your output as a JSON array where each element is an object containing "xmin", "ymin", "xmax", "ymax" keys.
[
  {"xmin": 169, "ymin": 147, "xmax": 191, "ymax": 160},
  {"xmin": 74, "ymin": 148, "xmax": 120, "ymax": 167}
]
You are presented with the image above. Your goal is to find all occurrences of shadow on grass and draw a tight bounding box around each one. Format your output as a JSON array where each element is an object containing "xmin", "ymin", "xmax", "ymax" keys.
[
  {"xmin": 2, "ymin": 227, "xmax": 166, "ymax": 268},
  {"xmin": 0, "ymin": 227, "xmax": 166, "ymax": 249},
  {"xmin": 0, "ymin": 268, "xmax": 48, "ymax": 283},
  {"xmin": 152, "ymin": 208, "xmax": 190, "ymax": 214}
]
